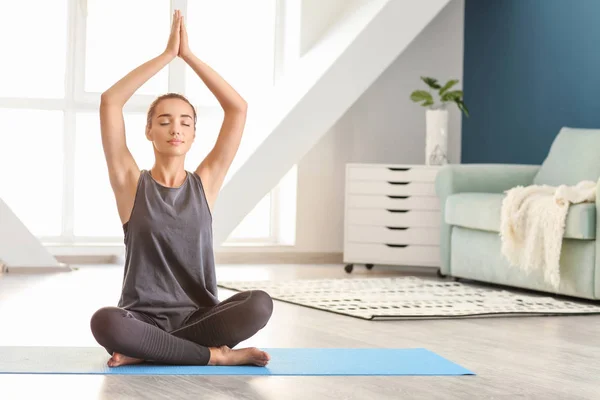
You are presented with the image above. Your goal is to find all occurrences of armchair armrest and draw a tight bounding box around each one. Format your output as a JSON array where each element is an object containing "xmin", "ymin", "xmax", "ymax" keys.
[
  {"xmin": 435, "ymin": 164, "xmax": 541, "ymax": 198},
  {"xmin": 594, "ymin": 177, "xmax": 600, "ymax": 298},
  {"xmin": 435, "ymin": 163, "xmax": 540, "ymax": 276}
]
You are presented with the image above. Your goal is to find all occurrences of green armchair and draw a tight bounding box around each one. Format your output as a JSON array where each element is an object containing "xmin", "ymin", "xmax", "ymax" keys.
[{"xmin": 435, "ymin": 127, "xmax": 600, "ymax": 300}]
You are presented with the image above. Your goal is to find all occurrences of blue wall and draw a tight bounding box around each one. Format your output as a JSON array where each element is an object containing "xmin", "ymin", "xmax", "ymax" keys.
[{"xmin": 462, "ymin": 0, "xmax": 600, "ymax": 164}]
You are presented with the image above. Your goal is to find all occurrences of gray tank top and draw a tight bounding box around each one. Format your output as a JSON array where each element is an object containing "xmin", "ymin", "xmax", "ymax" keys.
[{"xmin": 117, "ymin": 169, "xmax": 218, "ymax": 332}]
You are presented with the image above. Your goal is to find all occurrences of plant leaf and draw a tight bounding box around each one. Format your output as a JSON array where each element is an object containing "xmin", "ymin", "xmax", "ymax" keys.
[
  {"xmin": 456, "ymin": 100, "xmax": 470, "ymax": 117},
  {"xmin": 441, "ymin": 90, "xmax": 463, "ymax": 102},
  {"xmin": 420, "ymin": 76, "xmax": 441, "ymax": 89},
  {"xmin": 410, "ymin": 90, "xmax": 434, "ymax": 106},
  {"xmin": 439, "ymin": 79, "xmax": 459, "ymax": 95}
]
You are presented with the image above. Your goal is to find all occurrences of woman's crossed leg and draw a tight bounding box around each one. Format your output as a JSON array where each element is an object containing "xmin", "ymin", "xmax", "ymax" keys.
[{"xmin": 90, "ymin": 290, "xmax": 273, "ymax": 367}]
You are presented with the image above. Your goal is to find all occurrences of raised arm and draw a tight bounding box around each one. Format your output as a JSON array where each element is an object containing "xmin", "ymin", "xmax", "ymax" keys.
[
  {"xmin": 179, "ymin": 16, "xmax": 248, "ymax": 209},
  {"xmin": 100, "ymin": 10, "xmax": 182, "ymax": 224}
]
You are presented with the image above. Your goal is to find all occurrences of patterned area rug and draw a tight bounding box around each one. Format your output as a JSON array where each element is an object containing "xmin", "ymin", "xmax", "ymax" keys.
[{"xmin": 217, "ymin": 277, "xmax": 600, "ymax": 320}]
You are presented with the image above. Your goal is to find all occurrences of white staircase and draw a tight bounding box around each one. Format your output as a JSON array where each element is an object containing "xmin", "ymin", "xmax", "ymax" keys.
[
  {"xmin": 0, "ymin": 199, "xmax": 70, "ymax": 273},
  {"xmin": 212, "ymin": 0, "xmax": 451, "ymax": 246}
]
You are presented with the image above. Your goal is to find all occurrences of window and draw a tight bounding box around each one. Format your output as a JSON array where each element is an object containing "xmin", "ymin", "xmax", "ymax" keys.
[
  {"xmin": 185, "ymin": 0, "xmax": 277, "ymax": 107},
  {"xmin": 0, "ymin": 0, "xmax": 68, "ymax": 98},
  {"xmin": 0, "ymin": 110, "xmax": 64, "ymax": 237},
  {"xmin": 228, "ymin": 196, "xmax": 272, "ymax": 241},
  {"xmin": 84, "ymin": 0, "xmax": 170, "ymax": 96},
  {"xmin": 0, "ymin": 0, "xmax": 296, "ymax": 247}
]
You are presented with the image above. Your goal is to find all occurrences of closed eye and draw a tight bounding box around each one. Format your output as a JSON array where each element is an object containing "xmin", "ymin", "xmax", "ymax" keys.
[{"xmin": 159, "ymin": 122, "xmax": 191, "ymax": 127}]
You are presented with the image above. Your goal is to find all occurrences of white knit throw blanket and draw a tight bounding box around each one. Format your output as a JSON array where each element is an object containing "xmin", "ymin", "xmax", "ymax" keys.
[{"xmin": 500, "ymin": 181, "xmax": 597, "ymax": 289}]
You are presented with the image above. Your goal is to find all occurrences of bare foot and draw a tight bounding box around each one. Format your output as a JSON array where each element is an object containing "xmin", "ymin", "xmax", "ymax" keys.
[
  {"xmin": 107, "ymin": 352, "xmax": 145, "ymax": 368},
  {"xmin": 208, "ymin": 346, "xmax": 270, "ymax": 367}
]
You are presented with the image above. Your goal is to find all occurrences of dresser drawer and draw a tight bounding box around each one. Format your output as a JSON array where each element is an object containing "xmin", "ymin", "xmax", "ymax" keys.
[
  {"xmin": 346, "ymin": 225, "xmax": 440, "ymax": 245},
  {"xmin": 346, "ymin": 194, "xmax": 440, "ymax": 210},
  {"xmin": 344, "ymin": 243, "xmax": 440, "ymax": 266},
  {"xmin": 347, "ymin": 181, "xmax": 436, "ymax": 196},
  {"xmin": 346, "ymin": 209, "xmax": 440, "ymax": 227},
  {"xmin": 347, "ymin": 166, "xmax": 439, "ymax": 182}
]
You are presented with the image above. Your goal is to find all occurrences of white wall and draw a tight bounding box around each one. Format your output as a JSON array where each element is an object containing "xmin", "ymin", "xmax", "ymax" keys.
[{"xmin": 295, "ymin": 0, "xmax": 465, "ymax": 253}]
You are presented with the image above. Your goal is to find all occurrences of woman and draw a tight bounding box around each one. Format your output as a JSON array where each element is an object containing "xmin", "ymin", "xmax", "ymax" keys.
[{"xmin": 90, "ymin": 10, "xmax": 273, "ymax": 368}]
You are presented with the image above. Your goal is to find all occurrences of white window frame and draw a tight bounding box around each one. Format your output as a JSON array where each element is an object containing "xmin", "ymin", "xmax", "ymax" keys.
[{"xmin": 0, "ymin": 0, "xmax": 298, "ymax": 248}]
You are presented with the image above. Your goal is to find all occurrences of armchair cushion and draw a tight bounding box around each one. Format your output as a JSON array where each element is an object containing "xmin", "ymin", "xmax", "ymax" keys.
[
  {"xmin": 534, "ymin": 127, "xmax": 600, "ymax": 186},
  {"xmin": 445, "ymin": 193, "xmax": 596, "ymax": 240},
  {"xmin": 436, "ymin": 164, "xmax": 540, "ymax": 197}
]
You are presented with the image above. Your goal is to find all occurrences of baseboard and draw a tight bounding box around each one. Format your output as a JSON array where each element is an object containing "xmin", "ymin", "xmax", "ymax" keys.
[
  {"xmin": 214, "ymin": 252, "xmax": 343, "ymax": 264},
  {"xmin": 55, "ymin": 255, "xmax": 117, "ymax": 265},
  {"xmin": 3, "ymin": 263, "xmax": 73, "ymax": 274},
  {"xmin": 50, "ymin": 253, "xmax": 343, "ymax": 265}
]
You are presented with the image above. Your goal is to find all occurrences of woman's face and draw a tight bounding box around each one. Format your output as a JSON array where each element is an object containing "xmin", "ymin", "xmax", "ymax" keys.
[{"xmin": 146, "ymin": 98, "xmax": 196, "ymax": 156}]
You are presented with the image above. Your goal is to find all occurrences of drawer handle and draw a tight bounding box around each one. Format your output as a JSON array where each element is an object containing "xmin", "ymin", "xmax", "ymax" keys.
[
  {"xmin": 386, "ymin": 209, "xmax": 409, "ymax": 213},
  {"xmin": 387, "ymin": 181, "xmax": 409, "ymax": 185},
  {"xmin": 386, "ymin": 226, "xmax": 409, "ymax": 230},
  {"xmin": 388, "ymin": 167, "xmax": 410, "ymax": 171},
  {"xmin": 386, "ymin": 195, "xmax": 409, "ymax": 199},
  {"xmin": 386, "ymin": 244, "xmax": 408, "ymax": 248}
]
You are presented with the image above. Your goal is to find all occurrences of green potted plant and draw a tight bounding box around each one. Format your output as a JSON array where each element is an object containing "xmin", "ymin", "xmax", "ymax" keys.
[{"xmin": 410, "ymin": 77, "xmax": 469, "ymax": 165}]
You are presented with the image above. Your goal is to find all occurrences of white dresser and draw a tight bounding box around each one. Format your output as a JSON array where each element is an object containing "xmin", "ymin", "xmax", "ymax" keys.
[{"xmin": 343, "ymin": 163, "xmax": 442, "ymax": 273}]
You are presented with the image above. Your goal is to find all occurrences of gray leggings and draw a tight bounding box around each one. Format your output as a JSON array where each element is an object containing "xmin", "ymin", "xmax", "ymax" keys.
[{"xmin": 90, "ymin": 290, "xmax": 273, "ymax": 365}]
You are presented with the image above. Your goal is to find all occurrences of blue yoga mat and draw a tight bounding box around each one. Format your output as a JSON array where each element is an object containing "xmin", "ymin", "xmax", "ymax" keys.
[{"xmin": 0, "ymin": 347, "xmax": 474, "ymax": 376}]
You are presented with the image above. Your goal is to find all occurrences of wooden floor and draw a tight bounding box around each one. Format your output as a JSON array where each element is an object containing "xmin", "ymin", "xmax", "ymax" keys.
[{"xmin": 0, "ymin": 263, "xmax": 599, "ymax": 400}]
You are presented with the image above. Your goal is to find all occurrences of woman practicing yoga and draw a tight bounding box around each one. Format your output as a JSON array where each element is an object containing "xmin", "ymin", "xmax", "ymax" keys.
[{"xmin": 90, "ymin": 10, "xmax": 273, "ymax": 367}]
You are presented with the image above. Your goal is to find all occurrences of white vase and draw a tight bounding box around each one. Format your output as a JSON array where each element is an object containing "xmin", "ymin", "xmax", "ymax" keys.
[{"xmin": 425, "ymin": 108, "xmax": 449, "ymax": 165}]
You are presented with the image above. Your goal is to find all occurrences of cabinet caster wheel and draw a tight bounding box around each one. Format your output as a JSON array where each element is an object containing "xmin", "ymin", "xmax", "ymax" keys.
[
  {"xmin": 366, "ymin": 264, "xmax": 374, "ymax": 270},
  {"xmin": 344, "ymin": 264, "xmax": 354, "ymax": 273}
]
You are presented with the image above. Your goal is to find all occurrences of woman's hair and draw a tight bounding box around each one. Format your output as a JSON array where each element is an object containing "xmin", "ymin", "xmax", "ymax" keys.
[{"xmin": 146, "ymin": 93, "xmax": 197, "ymax": 129}]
